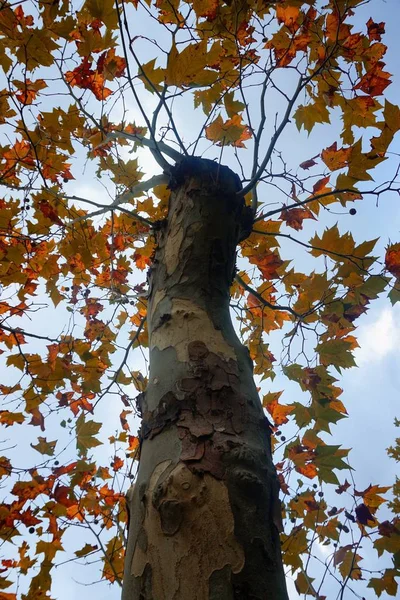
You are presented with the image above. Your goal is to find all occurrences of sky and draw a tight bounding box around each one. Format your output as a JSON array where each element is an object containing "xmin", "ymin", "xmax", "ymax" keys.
[{"xmin": 1, "ymin": 0, "xmax": 400, "ymax": 598}]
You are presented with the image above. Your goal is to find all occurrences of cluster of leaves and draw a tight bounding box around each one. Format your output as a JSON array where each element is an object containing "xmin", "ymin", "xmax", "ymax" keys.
[{"xmin": 0, "ymin": 0, "xmax": 400, "ymax": 598}]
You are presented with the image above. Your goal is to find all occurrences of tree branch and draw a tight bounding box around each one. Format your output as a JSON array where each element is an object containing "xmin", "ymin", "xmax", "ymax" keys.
[
  {"xmin": 65, "ymin": 174, "xmax": 168, "ymax": 226},
  {"xmin": 235, "ymin": 274, "xmax": 299, "ymax": 318},
  {"xmin": 102, "ymin": 131, "xmax": 182, "ymax": 163}
]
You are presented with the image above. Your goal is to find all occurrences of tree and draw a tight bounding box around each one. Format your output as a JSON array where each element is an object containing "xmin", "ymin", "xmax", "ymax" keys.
[{"xmin": 0, "ymin": 0, "xmax": 400, "ymax": 598}]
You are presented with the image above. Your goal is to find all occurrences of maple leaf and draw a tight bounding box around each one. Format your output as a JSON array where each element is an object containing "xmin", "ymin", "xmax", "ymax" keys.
[
  {"xmin": 205, "ymin": 114, "xmax": 252, "ymax": 148},
  {"xmin": 165, "ymin": 39, "xmax": 220, "ymax": 88},
  {"xmin": 299, "ymin": 156, "xmax": 318, "ymax": 170},
  {"xmin": 354, "ymin": 61, "xmax": 391, "ymax": 97},
  {"xmin": 75, "ymin": 543, "xmax": 98, "ymax": 558},
  {"xmin": 385, "ymin": 243, "xmax": 400, "ymax": 278},
  {"xmin": 111, "ymin": 456, "xmax": 124, "ymax": 472},
  {"xmin": 14, "ymin": 79, "xmax": 47, "ymax": 105},
  {"xmin": 367, "ymin": 17, "xmax": 385, "ymax": 42},
  {"xmin": 321, "ymin": 142, "xmax": 352, "ymax": 171},
  {"xmin": 316, "ymin": 338, "xmax": 357, "ymax": 370},
  {"xmin": 263, "ymin": 391, "xmax": 294, "ymax": 425},
  {"xmin": 65, "ymin": 58, "xmax": 112, "ymax": 100},
  {"xmin": 30, "ymin": 437, "xmax": 57, "ymax": 456},
  {"xmin": 192, "ymin": 0, "xmax": 218, "ymax": 20},
  {"xmin": 280, "ymin": 207, "xmax": 316, "ymax": 231},
  {"xmin": 97, "ymin": 48, "xmax": 126, "ymax": 80},
  {"xmin": 0, "ymin": 411, "xmax": 25, "ymax": 427},
  {"xmin": 76, "ymin": 413, "xmax": 102, "ymax": 455}
]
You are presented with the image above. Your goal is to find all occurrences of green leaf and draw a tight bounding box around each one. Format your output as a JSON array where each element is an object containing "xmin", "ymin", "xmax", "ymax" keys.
[
  {"xmin": 316, "ymin": 339, "xmax": 357, "ymax": 370},
  {"xmin": 76, "ymin": 413, "xmax": 102, "ymax": 455},
  {"xmin": 389, "ymin": 284, "xmax": 400, "ymax": 305}
]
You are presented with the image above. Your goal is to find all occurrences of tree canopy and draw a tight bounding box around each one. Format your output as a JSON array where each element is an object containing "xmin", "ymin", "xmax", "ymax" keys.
[{"xmin": 0, "ymin": 0, "xmax": 400, "ymax": 598}]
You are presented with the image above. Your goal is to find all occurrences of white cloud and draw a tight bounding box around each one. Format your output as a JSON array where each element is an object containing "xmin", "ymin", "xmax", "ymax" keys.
[{"xmin": 355, "ymin": 305, "xmax": 400, "ymax": 366}]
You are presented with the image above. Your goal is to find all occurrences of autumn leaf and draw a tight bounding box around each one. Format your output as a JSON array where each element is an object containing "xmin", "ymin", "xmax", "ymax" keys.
[
  {"xmin": 81, "ymin": 0, "xmax": 118, "ymax": 29},
  {"xmin": 224, "ymin": 92, "xmax": 245, "ymax": 119},
  {"xmin": 354, "ymin": 61, "xmax": 391, "ymax": 97},
  {"xmin": 316, "ymin": 338, "xmax": 357, "ymax": 370},
  {"xmin": 14, "ymin": 79, "xmax": 47, "ymax": 105},
  {"xmin": 165, "ymin": 40, "xmax": 220, "ymax": 88},
  {"xmin": 321, "ymin": 142, "xmax": 352, "ymax": 171},
  {"xmin": 263, "ymin": 391, "xmax": 294, "ymax": 425},
  {"xmin": 299, "ymin": 156, "xmax": 318, "ymax": 170},
  {"xmin": 280, "ymin": 206, "xmax": 316, "ymax": 230},
  {"xmin": 366, "ymin": 18, "xmax": 385, "ymax": 42},
  {"xmin": 75, "ymin": 543, "xmax": 98, "ymax": 558},
  {"xmin": 368, "ymin": 570, "xmax": 398, "ymax": 597},
  {"xmin": 294, "ymin": 102, "xmax": 330, "ymax": 134},
  {"xmin": 76, "ymin": 413, "xmax": 102, "ymax": 455},
  {"xmin": 385, "ymin": 243, "xmax": 400, "ymax": 278},
  {"xmin": 205, "ymin": 114, "xmax": 252, "ymax": 148},
  {"xmin": 0, "ymin": 411, "xmax": 25, "ymax": 427},
  {"xmin": 111, "ymin": 456, "xmax": 124, "ymax": 471},
  {"xmin": 30, "ymin": 437, "xmax": 57, "ymax": 456}
]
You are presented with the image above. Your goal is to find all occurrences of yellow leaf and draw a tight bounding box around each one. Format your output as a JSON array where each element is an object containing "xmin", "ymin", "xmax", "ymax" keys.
[
  {"xmin": 81, "ymin": 0, "xmax": 117, "ymax": 28},
  {"xmin": 165, "ymin": 40, "xmax": 219, "ymax": 88},
  {"xmin": 205, "ymin": 114, "xmax": 252, "ymax": 147}
]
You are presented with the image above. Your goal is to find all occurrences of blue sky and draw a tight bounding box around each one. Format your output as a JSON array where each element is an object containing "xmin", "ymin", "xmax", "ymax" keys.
[{"xmin": 1, "ymin": 0, "xmax": 400, "ymax": 598}]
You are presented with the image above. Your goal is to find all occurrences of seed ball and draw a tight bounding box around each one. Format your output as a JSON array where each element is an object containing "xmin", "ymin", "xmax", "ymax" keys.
[
  {"xmin": 63, "ymin": 178, "xmax": 69, "ymax": 183},
  {"xmin": 29, "ymin": 527, "xmax": 35, "ymax": 534},
  {"xmin": 349, "ymin": 208, "xmax": 357, "ymax": 215}
]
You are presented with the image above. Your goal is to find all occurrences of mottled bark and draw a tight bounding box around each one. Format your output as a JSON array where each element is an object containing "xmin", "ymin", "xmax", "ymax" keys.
[{"xmin": 122, "ymin": 157, "xmax": 289, "ymax": 600}]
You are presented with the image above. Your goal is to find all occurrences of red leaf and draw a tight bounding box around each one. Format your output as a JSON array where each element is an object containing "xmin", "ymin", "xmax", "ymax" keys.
[
  {"xmin": 367, "ymin": 17, "xmax": 385, "ymax": 41},
  {"xmin": 354, "ymin": 61, "xmax": 391, "ymax": 97},
  {"xmin": 313, "ymin": 176, "xmax": 330, "ymax": 194},
  {"xmin": 280, "ymin": 207, "xmax": 316, "ymax": 231},
  {"xmin": 299, "ymin": 156, "xmax": 318, "ymax": 170}
]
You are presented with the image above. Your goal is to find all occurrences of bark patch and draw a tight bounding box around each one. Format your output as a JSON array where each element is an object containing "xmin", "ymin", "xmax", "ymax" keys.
[
  {"xmin": 131, "ymin": 462, "xmax": 244, "ymax": 600},
  {"xmin": 151, "ymin": 298, "xmax": 236, "ymax": 361}
]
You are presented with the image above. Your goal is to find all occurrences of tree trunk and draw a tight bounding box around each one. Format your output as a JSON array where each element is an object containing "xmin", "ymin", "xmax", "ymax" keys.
[{"xmin": 122, "ymin": 157, "xmax": 289, "ymax": 600}]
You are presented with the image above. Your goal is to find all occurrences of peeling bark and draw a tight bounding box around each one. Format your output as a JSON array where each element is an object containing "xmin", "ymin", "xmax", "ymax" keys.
[{"xmin": 122, "ymin": 158, "xmax": 289, "ymax": 600}]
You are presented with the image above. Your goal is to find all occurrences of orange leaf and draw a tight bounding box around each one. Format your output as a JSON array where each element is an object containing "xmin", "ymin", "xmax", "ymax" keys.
[
  {"xmin": 298, "ymin": 464, "xmax": 318, "ymax": 479},
  {"xmin": 276, "ymin": 5, "xmax": 300, "ymax": 32},
  {"xmin": 128, "ymin": 435, "xmax": 140, "ymax": 451},
  {"xmin": 280, "ymin": 207, "xmax": 316, "ymax": 231},
  {"xmin": 321, "ymin": 142, "xmax": 352, "ymax": 171},
  {"xmin": 385, "ymin": 243, "xmax": 400, "ymax": 278},
  {"xmin": 354, "ymin": 61, "xmax": 391, "ymax": 97},
  {"xmin": 14, "ymin": 78, "xmax": 47, "ymax": 105},
  {"xmin": 250, "ymin": 251, "xmax": 283, "ymax": 280},
  {"xmin": 263, "ymin": 391, "xmax": 294, "ymax": 425},
  {"xmin": 205, "ymin": 114, "xmax": 252, "ymax": 148},
  {"xmin": 313, "ymin": 176, "xmax": 330, "ymax": 194},
  {"xmin": 111, "ymin": 456, "xmax": 124, "ymax": 471}
]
